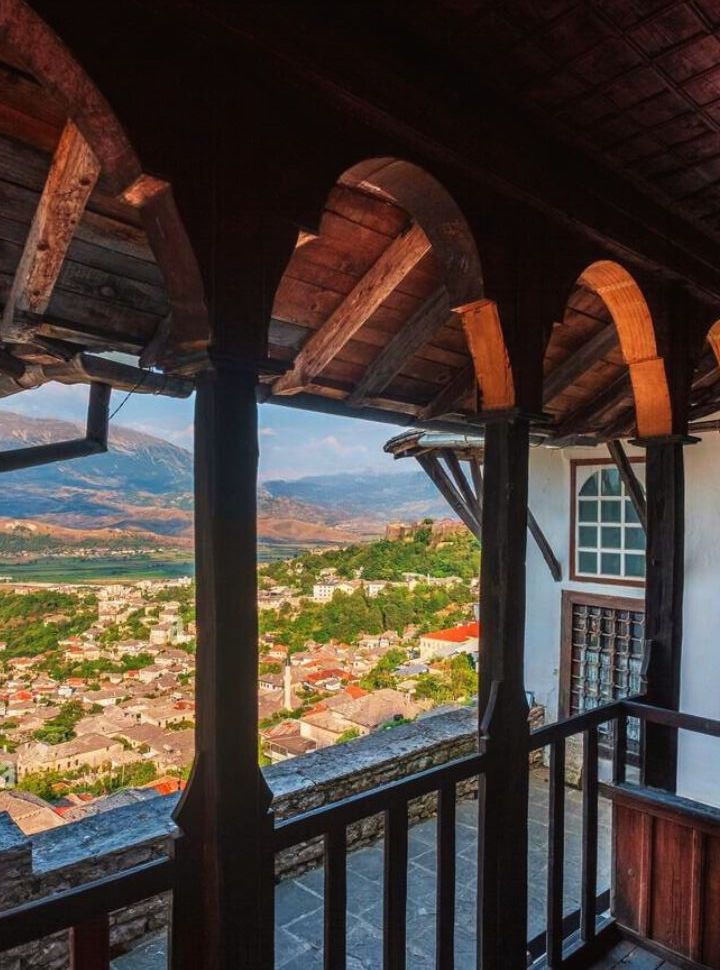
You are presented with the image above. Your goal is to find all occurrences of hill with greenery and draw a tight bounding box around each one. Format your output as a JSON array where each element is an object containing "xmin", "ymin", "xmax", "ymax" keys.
[
  {"xmin": 0, "ymin": 589, "xmax": 96, "ymax": 659},
  {"xmin": 260, "ymin": 582, "xmax": 474, "ymax": 653},
  {"xmin": 259, "ymin": 524, "xmax": 478, "ymax": 652},
  {"xmin": 261, "ymin": 523, "xmax": 479, "ymax": 594}
]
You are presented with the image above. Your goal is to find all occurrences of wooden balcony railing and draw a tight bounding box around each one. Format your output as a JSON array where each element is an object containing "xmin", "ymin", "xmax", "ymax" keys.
[
  {"xmin": 2, "ymin": 697, "xmax": 720, "ymax": 969},
  {"xmin": 0, "ymin": 854, "xmax": 176, "ymax": 967}
]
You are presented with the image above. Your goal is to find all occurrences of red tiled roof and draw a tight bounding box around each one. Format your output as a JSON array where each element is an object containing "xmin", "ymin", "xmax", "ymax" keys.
[
  {"xmin": 148, "ymin": 777, "xmax": 185, "ymax": 796},
  {"xmin": 305, "ymin": 667, "xmax": 351, "ymax": 683},
  {"xmin": 304, "ymin": 702, "xmax": 328, "ymax": 716},
  {"xmin": 422, "ymin": 622, "xmax": 480, "ymax": 644},
  {"xmin": 344, "ymin": 685, "xmax": 368, "ymax": 700}
]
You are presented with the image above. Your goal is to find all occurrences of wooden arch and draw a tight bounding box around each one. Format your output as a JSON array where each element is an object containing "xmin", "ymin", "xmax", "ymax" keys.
[
  {"xmin": 341, "ymin": 157, "xmax": 514, "ymax": 411},
  {"xmin": 0, "ymin": 0, "xmax": 207, "ymax": 365},
  {"xmin": 706, "ymin": 319, "xmax": 720, "ymax": 367},
  {"xmin": 340, "ymin": 157, "xmax": 483, "ymax": 306},
  {"xmin": 577, "ymin": 260, "xmax": 672, "ymax": 438},
  {"xmin": 271, "ymin": 155, "xmax": 515, "ymax": 408}
]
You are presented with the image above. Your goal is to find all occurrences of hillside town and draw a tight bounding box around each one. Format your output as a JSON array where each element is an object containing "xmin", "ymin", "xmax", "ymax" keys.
[{"xmin": 0, "ymin": 519, "xmax": 481, "ymax": 834}]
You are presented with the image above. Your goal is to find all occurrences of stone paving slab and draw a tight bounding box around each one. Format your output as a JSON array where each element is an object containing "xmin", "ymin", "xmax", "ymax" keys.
[{"xmin": 111, "ymin": 771, "xmax": 611, "ymax": 970}]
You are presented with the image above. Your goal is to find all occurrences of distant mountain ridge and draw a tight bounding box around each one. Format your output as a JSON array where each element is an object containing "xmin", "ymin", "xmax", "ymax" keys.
[
  {"xmin": 263, "ymin": 470, "xmax": 447, "ymax": 522},
  {"xmin": 0, "ymin": 411, "xmax": 449, "ymax": 545}
]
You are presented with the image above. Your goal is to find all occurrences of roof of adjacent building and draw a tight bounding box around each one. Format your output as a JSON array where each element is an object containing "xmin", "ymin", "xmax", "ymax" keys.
[
  {"xmin": 0, "ymin": 790, "xmax": 65, "ymax": 835},
  {"xmin": 421, "ymin": 622, "xmax": 480, "ymax": 644}
]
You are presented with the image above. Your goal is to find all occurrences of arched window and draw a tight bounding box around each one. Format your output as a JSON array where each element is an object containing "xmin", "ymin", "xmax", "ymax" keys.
[{"xmin": 575, "ymin": 465, "xmax": 645, "ymax": 581}]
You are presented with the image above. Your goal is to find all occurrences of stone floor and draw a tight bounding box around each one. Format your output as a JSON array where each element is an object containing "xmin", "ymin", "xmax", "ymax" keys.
[
  {"xmin": 590, "ymin": 940, "xmax": 681, "ymax": 969},
  {"xmin": 112, "ymin": 770, "xmax": 613, "ymax": 970}
]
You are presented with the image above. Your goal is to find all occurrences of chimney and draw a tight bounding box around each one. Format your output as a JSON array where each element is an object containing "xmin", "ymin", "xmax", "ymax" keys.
[{"xmin": 283, "ymin": 653, "xmax": 292, "ymax": 711}]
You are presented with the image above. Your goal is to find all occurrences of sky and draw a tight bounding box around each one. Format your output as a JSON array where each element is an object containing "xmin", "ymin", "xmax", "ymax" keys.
[{"xmin": 0, "ymin": 382, "xmax": 409, "ymax": 481}]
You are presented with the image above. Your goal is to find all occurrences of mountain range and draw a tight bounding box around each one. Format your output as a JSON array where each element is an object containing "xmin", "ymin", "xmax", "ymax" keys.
[{"xmin": 0, "ymin": 411, "xmax": 448, "ymax": 548}]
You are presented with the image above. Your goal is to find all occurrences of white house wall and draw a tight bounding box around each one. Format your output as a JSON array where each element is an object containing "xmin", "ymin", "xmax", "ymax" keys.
[
  {"xmin": 525, "ymin": 442, "xmax": 645, "ymax": 721},
  {"xmin": 523, "ymin": 433, "xmax": 720, "ymax": 807},
  {"xmin": 678, "ymin": 432, "xmax": 720, "ymax": 806}
]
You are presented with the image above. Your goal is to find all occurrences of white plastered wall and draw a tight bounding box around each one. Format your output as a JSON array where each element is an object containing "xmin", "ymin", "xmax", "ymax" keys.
[
  {"xmin": 524, "ymin": 432, "xmax": 720, "ymax": 807},
  {"xmin": 524, "ymin": 441, "xmax": 645, "ymax": 720},
  {"xmin": 677, "ymin": 431, "xmax": 720, "ymax": 805}
]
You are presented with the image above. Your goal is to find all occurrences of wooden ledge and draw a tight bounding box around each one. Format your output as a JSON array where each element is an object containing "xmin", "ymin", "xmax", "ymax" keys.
[{"xmin": 600, "ymin": 781, "xmax": 720, "ymax": 831}]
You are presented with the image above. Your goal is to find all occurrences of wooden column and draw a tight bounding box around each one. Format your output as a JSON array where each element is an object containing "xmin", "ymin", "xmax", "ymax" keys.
[
  {"xmin": 477, "ymin": 415, "xmax": 530, "ymax": 970},
  {"xmin": 171, "ymin": 354, "xmax": 274, "ymax": 970},
  {"xmin": 642, "ymin": 439, "xmax": 686, "ymax": 792}
]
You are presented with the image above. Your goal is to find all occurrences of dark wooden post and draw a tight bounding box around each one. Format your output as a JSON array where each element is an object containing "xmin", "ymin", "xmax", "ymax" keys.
[
  {"xmin": 642, "ymin": 439, "xmax": 686, "ymax": 792},
  {"xmin": 69, "ymin": 914, "xmax": 110, "ymax": 970},
  {"xmin": 171, "ymin": 353, "xmax": 274, "ymax": 970},
  {"xmin": 477, "ymin": 415, "xmax": 530, "ymax": 970},
  {"xmin": 635, "ymin": 281, "xmax": 705, "ymax": 792}
]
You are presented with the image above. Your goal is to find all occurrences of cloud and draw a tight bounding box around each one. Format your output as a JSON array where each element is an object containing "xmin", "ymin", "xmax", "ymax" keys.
[
  {"xmin": 123, "ymin": 420, "xmax": 194, "ymax": 450},
  {"xmin": 259, "ymin": 427, "xmax": 277, "ymax": 437},
  {"xmin": 316, "ymin": 434, "xmax": 368, "ymax": 457},
  {"xmin": 0, "ymin": 383, "xmax": 89, "ymax": 420}
]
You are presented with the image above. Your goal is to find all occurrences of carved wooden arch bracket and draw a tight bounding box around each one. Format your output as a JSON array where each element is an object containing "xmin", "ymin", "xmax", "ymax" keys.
[
  {"xmin": 578, "ymin": 261, "xmax": 672, "ymax": 439},
  {"xmin": 455, "ymin": 298, "xmax": 516, "ymax": 410}
]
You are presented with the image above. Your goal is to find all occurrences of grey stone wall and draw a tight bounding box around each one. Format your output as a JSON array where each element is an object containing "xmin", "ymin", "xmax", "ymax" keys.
[
  {"xmin": 0, "ymin": 705, "xmax": 543, "ymax": 969},
  {"xmin": 0, "ymin": 796, "xmax": 179, "ymax": 970}
]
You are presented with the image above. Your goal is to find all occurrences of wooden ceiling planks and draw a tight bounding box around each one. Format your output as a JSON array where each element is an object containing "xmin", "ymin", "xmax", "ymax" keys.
[
  {"xmin": 0, "ymin": 8, "xmax": 716, "ymax": 432},
  {"xmin": 435, "ymin": 0, "xmax": 720, "ymax": 244},
  {"xmin": 269, "ymin": 168, "xmax": 709, "ymax": 438},
  {"xmin": 272, "ymin": 223, "xmax": 432, "ymax": 394},
  {"xmin": 0, "ymin": 50, "xmax": 177, "ymax": 392}
]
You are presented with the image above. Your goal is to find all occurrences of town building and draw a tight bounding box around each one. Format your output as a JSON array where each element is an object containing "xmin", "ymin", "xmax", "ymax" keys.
[{"xmin": 417, "ymin": 621, "xmax": 481, "ymax": 663}]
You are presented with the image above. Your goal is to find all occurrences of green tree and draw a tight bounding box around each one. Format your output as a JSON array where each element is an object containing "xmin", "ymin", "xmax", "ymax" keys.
[
  {"xmin": 17, "ymin": 769, "xmax": 65, "ymax": 801},
  {"xmin": 32, "ymin": 701, "xmax": 85, "ymax": 745}
]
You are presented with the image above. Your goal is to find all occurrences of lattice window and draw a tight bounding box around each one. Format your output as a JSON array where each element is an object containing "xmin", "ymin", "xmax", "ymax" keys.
[
  {"xmin": 575, "ymin": 464, "xmax": 646, "ymax": 582},
  {"xmin": 569, "ymin": 599, "xmax": 645, "ymax": 753}
]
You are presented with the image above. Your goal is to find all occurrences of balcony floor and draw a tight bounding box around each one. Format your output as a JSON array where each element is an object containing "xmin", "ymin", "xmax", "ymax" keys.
[
  {"xmin": 112, "ymin": 769, "xmax": 612, "ymax": 970},
  {"xmin": 272, "ymin": 768, "xmax": 611, "ymax": 969},
  {"xmin": 592, "ymin": 940, "xmax": 681, "ymax": 968}
]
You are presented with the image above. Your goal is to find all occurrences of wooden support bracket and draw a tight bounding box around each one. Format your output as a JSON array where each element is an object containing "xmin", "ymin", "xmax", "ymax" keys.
[
  {"xmin": 0, "ymin": 381, "xmax": 110, "ymax": 473},
  {"xmin": 607, "ymin": 439, "xmax": 647, "ymax": 531}
]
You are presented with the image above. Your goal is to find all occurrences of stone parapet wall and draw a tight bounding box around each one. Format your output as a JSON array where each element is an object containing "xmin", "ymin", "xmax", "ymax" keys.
[
  {"xmin": 0, "ymin": 796, "xmax": 178, "ymax": 970},
  {"xmin": 0, "ymin": 705, "xmax": 544, "ymax": 968}
]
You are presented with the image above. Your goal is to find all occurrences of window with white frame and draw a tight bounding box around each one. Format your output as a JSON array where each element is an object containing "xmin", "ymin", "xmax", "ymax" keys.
[{"xmin": 574, "ymin": 463, "xmax": 645, "ymax": 582}]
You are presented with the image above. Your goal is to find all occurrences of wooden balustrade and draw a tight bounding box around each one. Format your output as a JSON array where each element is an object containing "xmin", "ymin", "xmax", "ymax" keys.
[
  {"xmin": 0, "ymin": 855, "xmax": 174, "ymax": 965},
  {"xmin": 3, "ymin": 697, "xmax": 719, "ymax": 970}
]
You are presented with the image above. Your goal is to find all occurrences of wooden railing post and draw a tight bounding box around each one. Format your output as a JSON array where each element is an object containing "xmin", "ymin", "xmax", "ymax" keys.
[
  {"xmin": 69, "ymin": 914, "xmax": 109, "ymax": 970},
  {"xmin": 170, "ymin": 355, "xmax": 274, "ymax": 970},
  {"xmin": 476, "ymin": 415, "xmax": 531, "ymax": 970}
]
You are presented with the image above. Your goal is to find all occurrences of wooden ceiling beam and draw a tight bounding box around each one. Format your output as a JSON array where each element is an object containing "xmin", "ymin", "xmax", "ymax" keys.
[
  {"xmin": 419, "ymin": 362, "xmax": 476, "ymax": 420},
  {"xmin": 552, "ymin": 372, "xmax": 632, "ymax": 440},
  {"xmin": 346, "ymin": 287, "xmax": 452, "ymax": 406},
  {"xmin": 2, "ymin": 120, "xmax": 101, "ymax": 344},
  {"xmin": 272, "ymin": 222, "xmax": 431, "ymax": 395},
  {"xmin": 10, "ymin": 311, "xmax": 146, "ymax": 357},
  {"xmin": 543, "ymin": 325, "xmax": 619, "ymax": 405}
]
